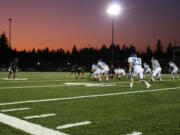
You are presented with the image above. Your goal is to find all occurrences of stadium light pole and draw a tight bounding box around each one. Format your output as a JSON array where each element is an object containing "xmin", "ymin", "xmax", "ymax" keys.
[
  {"xmin": 8, "ymin": 18, "xmax": 12, "ymax": 48},
  {"xmin": 106, "ymin": 3, "xmax": 122, "ymax": 66},
  {"xmin": 8, "ymin": 18, "xmax": 13, "ymax": 61}
]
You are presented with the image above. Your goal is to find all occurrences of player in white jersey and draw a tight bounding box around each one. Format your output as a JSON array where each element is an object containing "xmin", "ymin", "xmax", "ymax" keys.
[
  {"xmin": 143, "ymin": 63, "xmax": 151, "ymax": 74},
  {"xmin": 151, "ymin": 57, "xmax": 162, "ymax": 82},
  {"xmin": 114, "ymin": 67, "xmax": 126, "ymax": 79},
  {"xmin": 128, "ymin": 53, "xmax": 150, "ymax": 89},
  {"xmin": 89, "ymin": 64, "xmax": 100, "ymax": 79},
  {"xmin": 97, "ymin": 59, "xmax": 109, "ymax": 82},
  {"xmin": 169, "ymin": 61, "xmax": 179, "ymax": 79}
]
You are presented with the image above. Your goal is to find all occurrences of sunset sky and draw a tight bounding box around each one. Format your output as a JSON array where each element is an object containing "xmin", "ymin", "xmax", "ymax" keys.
[{"xmin": 0, "ymin": 0, "xmax": 179, "ymax": 52}]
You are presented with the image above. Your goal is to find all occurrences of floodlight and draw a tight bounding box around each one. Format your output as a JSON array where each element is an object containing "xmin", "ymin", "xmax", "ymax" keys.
[{"xmin": 106, "ymin": 3, "xmax": 122, "ymax": 17}]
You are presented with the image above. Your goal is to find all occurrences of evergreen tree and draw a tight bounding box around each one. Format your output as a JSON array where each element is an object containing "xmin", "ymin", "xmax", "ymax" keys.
[
  {"xmin": 0, "ymin": 33, "xmax": 11, "ymax": 66},
  {"xmin": 154, "ymin": 40, "xmax": 164, "ymax": 58},
  {"xmin": 129, "ymin": 44, "xmax": 136, "ymax": 54},
  {"xmin": 166, "ymin": 42, "xmax": 173, "ymax": 59},
  {"xmin": 145, "ymin": 45, "xmax": 153, "ymax": 60},
  {"xmin": 71, "ymin": 45, "xmax": 79, "ymax": 65},
  {"xmin": 99, "ymin": 44, "xmax": 109, "ymax": 61},
  {"xmin": 114, "ymin": 44, "xmax": 121, "ymax": 60}
]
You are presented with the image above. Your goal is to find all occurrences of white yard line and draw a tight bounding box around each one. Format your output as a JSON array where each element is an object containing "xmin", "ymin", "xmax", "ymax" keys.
[
  {"xmin": 3, "ymin": 78, "xmax": 28, "ymax": 81},
  {"xmin": 0, "ymin": 83, "xmax": 126, "ymax": 90},
  {"xmin": 64, "ymin": 82, "xmax": 127, "ymax": 87},
  {"xmin": 23, "ymin": 113, "xmax": 56, "ymax": 119},
  {"xmin": 0, "ymin": 113, "xmax": 68, "ymax": 135},
  {"xmin": 0, "ymin": 79, "xmax": 74, "ymax": 83},
  {"xmin": 126, "ymin": 131, "xmax": 142, "ymax": 135},
  {"xmin": 0, "ymin": 80, "xmax": 173, "ymax": 90},
  {"xmin": 0, "ymin": 86, "xmax": 180, "ymax": 106},
  {"xmin": 56, "ymin": 121, "xmax": 91, "ymax": 129},
  {"xmin": 0, "ymin": 78, "xmax": 177, "ymax": 84},
  {"xmin": 1, "ymin": 108, "xmax": 30, "ymax": 112},
  {"xmin": 0, "ymin": 84, "xmax": 67, "ymax": 90}
]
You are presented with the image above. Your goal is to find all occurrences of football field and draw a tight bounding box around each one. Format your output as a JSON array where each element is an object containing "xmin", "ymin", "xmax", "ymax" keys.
[{"xmin": 0, "ymin": 72, "xmax": 180, "ymax": 135}]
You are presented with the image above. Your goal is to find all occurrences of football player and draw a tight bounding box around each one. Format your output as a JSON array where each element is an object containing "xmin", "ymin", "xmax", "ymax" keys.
[
  {"xmin": 143, "ymin": 62, "xmax": 151, "ymax": 79},
  {"xmin": 97, "ymin": 59, "xmax": 109, "ymax": 82},
  {"xmin": 75, "ymin": 66, "xmax": 85, "ymax": 79},
  {"xmin": 169, "ymin": 61, "xmax": 179, "ymax": 79},
  {"xmin": 114, "ymin": 67, "xmax": 126, "ymax": 79},
  {"xmin": 8, "ymin": 58, "xmax": 18, "ymax": 79},
  {"xmin": 89, "ymin": 64, "xmax": 100, "ymax": 79},
  {"xmin": 109, "ymin": 65, "xmax": 115, "ymax": 78},
  {"xmin": 71, "ymin": 65, "xmax": 78, "ymax": 76},
  {"xmin": 151, "ymin": 57, "xmax": 162, "ymax": 82},
  {"xmin": 128, "ymin": 53, "xmax": 150, "ymax": 89},
  {"xmin": 143, "ymin": 62, "xmax": 151, "ymax": 74}
]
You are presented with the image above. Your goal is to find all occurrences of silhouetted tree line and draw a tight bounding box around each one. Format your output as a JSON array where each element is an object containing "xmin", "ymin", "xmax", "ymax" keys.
[{"xmin": 0, "ymin": 32, "xmax": 176, "ymax": 71}]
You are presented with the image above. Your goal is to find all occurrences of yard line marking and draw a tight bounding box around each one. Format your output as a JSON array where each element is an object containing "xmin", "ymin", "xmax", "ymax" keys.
[
  {"xmin": 56, "ymin": 121, "xmax": 91, "ymax": 129},
  {"xmin": 126, "ymin": 131, "xmax": 142, "ymax": 135},
  {"xmin": 0, "ymin": 113, "xmax": 68, "ymax": 135},
  {"xmin": 0, "ymin": 78, "xmax": 178, "ymax": 86},
  {"xmin": 3, "ymin": 78, "xmax": 28, "ymax": 81},
  {"xmin": 0, "ymin": 79, "xmax": 74, "ymax": 83},
  {"xmin": 0, "ymin": 78, "xmax": 178, "ymax": 84},
  {"xmin": 64, "ymin": 82, "xmax": 127, "ymax": 87},
  {"xmin": 0, "ymin": 83, "xmax": 126, "ymax": 90},
  {"xmin": 24, "ymin": 113, "xmax": 56, "ymax": 119},
  {"xmin": 1, "ymin": 108, "xmax": 30, "ymax": 112},
  {"xmin": 0, "ymin": 86, "xmax": 180, "ymax": 106},
  {"xmin": 0, "ymin": 84, "xmax": 67, "ymax": 90}
]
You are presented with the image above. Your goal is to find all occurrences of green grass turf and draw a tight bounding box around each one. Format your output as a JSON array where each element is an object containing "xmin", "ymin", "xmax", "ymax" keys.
[{"xmin": 0, "ymin": 72, "xmax": 180, "ymax": 135}]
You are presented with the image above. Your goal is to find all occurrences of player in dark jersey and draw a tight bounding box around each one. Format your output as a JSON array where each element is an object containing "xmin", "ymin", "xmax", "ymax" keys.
[
  {"xmin": 109, "ymin": 65, "xmax": 114, "ymax": 78},
  {"xmin": 71, "ymin": 65, "xmax": 78, "ymax": 76},
  {"xmin": 75, "ymin": 66, "xmax": 86, "ymax": 79},
  {"xmin": 8, "ymin": 58, "xmax": 18, "ymax": 79}
]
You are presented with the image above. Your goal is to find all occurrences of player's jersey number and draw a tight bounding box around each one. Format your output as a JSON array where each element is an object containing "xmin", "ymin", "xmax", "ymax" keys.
[{"xmin": 132, "ymin": 58, "xmax": 141, "ymax": 66}]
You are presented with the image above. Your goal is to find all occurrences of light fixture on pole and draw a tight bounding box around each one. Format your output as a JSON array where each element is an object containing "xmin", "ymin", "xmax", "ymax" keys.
[{"xmin": 106, "ymin": 3, "xmax": 122, "ymax": 66}]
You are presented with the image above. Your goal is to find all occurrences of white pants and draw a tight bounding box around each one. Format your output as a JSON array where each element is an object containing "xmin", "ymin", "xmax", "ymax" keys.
[
  {"xmin": 114, "ymin": 69, "xmax": 126, "ymax": 76},
  {"xmin": 100, "ymin": 66, "xmax": 109, "ymax": 74},
  {"xmin": 152, "ymin": 67, "xmax": 161, "ymax": 77},
  {"xmin": 131, "ymin": 68, "xmax": 144, "ymax": 80},
  {"xmin": 145, "ymin": 68, "xmax": 151, "ymax": 74},
  {"xmin": 171, "ymin": 68, "xmax": 178, "ymax": 74},
  {"xmin": 93, "ymin": 68, "xmax": 101, "ymax": 75}
]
